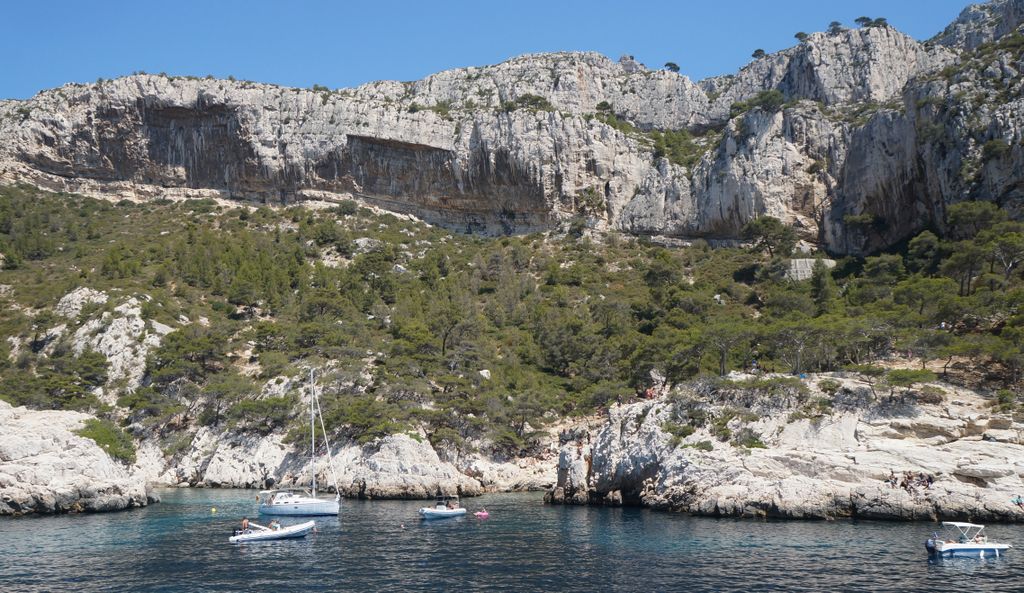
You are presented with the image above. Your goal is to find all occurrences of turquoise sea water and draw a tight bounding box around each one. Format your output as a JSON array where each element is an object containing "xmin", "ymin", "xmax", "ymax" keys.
[{"xmin": 2, "ymin": 489, "xmax": 1022, "ymax": 592}]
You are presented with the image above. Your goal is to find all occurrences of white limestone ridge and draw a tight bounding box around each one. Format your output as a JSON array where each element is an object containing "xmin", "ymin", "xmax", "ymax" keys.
[
  {"xmin": 0, "ymin": 0, "xmax": 1021, "ymax": 253},
  {"xmin": 546, "ymin": 374, "xmax": 1024, "ymax": 523},
  {"xmin": 0, "ymin": 400, "xmax": 154, "ymax": 514}
]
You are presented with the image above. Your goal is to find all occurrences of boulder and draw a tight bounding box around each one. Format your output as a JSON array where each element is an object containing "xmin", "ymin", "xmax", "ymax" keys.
[{"xmin": 0, "ymin": 400, "xmax": 150, "ymax": 515}]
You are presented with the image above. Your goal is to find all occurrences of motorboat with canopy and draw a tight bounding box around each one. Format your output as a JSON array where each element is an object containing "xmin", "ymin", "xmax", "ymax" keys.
[
  {"xmin": 925, "ymin": 522, "xmax": 1011, "ymax": 558},
  {"xmin": 418, "ymin": 495, "xmax": 467, "ymax": 520},
  {"xmin": 259, "ymin": 369, "xmax": 341, "ymax": 516}
]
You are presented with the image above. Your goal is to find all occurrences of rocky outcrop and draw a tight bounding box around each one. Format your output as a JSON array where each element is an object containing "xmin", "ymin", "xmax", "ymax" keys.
[
  {"xmin": 0, "ymin": 400, "xmax": 153, "ymax": 515},
  {"xmin": 548, "ymin": 375, "xmax": 1024, "ymax": 523},
  {"xmin": 55, "ymin": 287, "xmax": 108, "ymax": 318},
  {"xmin": 933, "ymin": 0, "xmax": 1024, "ymax": 50},
  {"xmin": 1, "ymin": 2, "xmax": 1022, "ymax": 253},
  {"xmin": 146, "ymin": 429, "xmax": 485, "ymax": 497},
  {"xmin": 703, "ymin": 27, "xmax": 954, "ymax": 115},
  {"xmin": 71, "ymin": 296, "xmax": 170, "ymax": 395},
  {"xmin": 142, "ymin": 427, "xmax": 555, "ymax": 499}
]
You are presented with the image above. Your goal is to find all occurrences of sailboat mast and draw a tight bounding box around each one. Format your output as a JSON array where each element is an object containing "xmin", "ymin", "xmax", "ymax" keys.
[{"xmin": 310, "ymin": 368, "xmax": 316, "ymax": 497}]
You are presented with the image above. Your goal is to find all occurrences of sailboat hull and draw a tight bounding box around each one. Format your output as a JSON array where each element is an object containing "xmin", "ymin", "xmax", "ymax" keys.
[{"xmin": 259, "ymin": 498, "xmax": 339, "ymax": 516}]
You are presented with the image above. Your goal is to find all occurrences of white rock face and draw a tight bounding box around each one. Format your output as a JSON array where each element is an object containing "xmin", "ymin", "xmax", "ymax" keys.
[
  {"xmin": 704, "ymin": 27, "xmax": 955, "ymax": 116},
  {"xmin": 2, "ymin": 11, "xmax": 1021, "ymax": 254},
  {"xmin": 70, "ymin": 295, "xmax": 167, "ymax": 394},
  {"xmin": 933, "ymin": 0, "xmax": 1024, "ymax": 50},
  {"xmin": 141, "ymin": 428, "xmax": 554, "ymax": 498},
  {"xmin": 0, "ymin": 400, "xmax": 152, "ymax": 515},
  {"xmin": 55, "ymin": 287, "xmax": 108, "ymax": 318},
  {"xmin": 549, "ymin": 377, "xmax": 1024, "ymax": 522},
  {"xmin": 786, "ymin": 258, "xmax": 836, "ymax": 281}
]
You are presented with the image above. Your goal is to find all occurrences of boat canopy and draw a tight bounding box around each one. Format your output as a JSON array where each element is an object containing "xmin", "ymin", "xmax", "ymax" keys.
[{"xmin": 941, "ymin": 522, "xmax": 984, "ymax": 529}]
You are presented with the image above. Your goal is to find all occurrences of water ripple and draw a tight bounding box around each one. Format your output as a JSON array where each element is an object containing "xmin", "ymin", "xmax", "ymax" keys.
[{"xmin": 1, "ymin": 490, "xmax": 1020, "ymax": 592}]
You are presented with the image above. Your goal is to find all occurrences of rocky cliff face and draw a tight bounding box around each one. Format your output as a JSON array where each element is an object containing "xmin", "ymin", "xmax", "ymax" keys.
[
  {"xmin": 546, "ymin": 374, "xmax": 1024, "ymax": 522},
  {"xmin": 934, "ymin": 0, "xmax": 1024, "ymax": 50},
  {"xmin": 0, "ymin": 400, "xmax": 155, "ymax": 515},
  {"xmin": 1, "ymin": 0, "xmax": 1022, "ymax": 253}
]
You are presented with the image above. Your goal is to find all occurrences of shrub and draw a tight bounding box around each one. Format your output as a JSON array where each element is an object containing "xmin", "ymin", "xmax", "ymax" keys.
[
  {"xmin": 993, "ymin": 389, "xmax": 1017, "ymax": 413},
  {"xmin": 227, "ymin": 396, "xmax": 294, "ymax": 433},
  {"xmin": 982, "ymin": 139, "xmax": 1010, "ymax": 161},
  {"xmin": 501, "ymin": 94, "xmax": 554, "ymax": 113},
  {"xmin": 917, "ymin": 385, "xmax": 946, "ymax": 405},
  {"xmin": 817, "ymin": 379, "xmax": 841, "ymax": 395},
  {"xmin": 732, "ymin": 427, "xmax": 766, "ymax": 448},
  {"xmin": 75, "ymin": 418, "xmax": 137, "ymax": 464},
  {"xmin": 662, "ymin": 421, "xmax": 695, "ymax": 448},
  {"xmin": 332, "ymin": 200, "xmax": 358, "ymax": 216},
  {"xmin": 683, "ymin": 440, "xmax": 714, "ymax": 452},
  {"xmin": 730, "ymin": 90, "xmax": 785, "ymax": 118}
]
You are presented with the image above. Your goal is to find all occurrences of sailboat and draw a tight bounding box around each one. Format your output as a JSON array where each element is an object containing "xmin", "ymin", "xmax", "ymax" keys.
[{"xmin": 258, "ymin": 369, "xmax": 341, "ymax": 516}]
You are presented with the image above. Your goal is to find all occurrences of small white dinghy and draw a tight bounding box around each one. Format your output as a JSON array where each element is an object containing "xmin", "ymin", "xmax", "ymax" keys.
[
  {"xmin": 419, "ymin": 495, "xmax": 467, "ymax": 520},
  {"xmin": 925, "ymin": 522, "xmax": 1012, "ymax": 559},
  {"xmin": 229, "ymin": 520, "xmax": 316, "ymax": 544}
]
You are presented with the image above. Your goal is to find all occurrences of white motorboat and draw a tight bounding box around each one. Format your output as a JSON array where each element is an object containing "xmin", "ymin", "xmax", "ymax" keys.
[
  {"xmin": 419, "ymin": 495, "xmax": 467, "ymax": 520},
  {"xmin": 925, "ymin": 522, "xmax": 1012, "ymax": 559},
  {"xmin": 229, "ymin": 520, "xmax": 316, "ymax": 543},
  {"xmin": 259, "ymin": 370, "xmax": 341, "ymax": 516}
]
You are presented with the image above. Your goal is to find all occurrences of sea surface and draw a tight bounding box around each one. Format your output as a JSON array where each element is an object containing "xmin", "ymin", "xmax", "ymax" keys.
[{"xmin": 2, "ymin": 489, "xmax": 1022, "ymax": 592}]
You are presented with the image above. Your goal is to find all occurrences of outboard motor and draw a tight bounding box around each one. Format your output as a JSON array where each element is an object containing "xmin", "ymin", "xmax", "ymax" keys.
[{"xmin": 925, "ymin": 533, "xmax": 938, "ymax": 555}]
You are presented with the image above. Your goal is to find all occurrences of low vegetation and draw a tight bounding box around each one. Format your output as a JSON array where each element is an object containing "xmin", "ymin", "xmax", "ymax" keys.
[{"xmin": 75, "ymin": 418, "xmax": 137, "ymax": 464}]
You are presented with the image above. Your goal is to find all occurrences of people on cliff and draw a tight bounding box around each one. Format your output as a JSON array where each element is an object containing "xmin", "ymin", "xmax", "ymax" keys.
[{"xmin": 1012, "ymin": 495, "xmax": 1024, "ymax": 510}]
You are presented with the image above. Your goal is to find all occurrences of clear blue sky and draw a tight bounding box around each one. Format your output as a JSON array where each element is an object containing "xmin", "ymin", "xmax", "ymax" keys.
[{"xmin": 1, "ymin": 0, "xmax": 972, "ymax": 99}]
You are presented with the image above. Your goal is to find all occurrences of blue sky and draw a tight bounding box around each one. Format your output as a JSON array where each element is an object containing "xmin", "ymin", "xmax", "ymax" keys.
[{"xmin": 1, "ymin": 0, "xmax": 971, "ymax": 99}]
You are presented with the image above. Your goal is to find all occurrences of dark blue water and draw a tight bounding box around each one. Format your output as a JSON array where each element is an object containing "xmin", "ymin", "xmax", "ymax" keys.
[{"xmin": 2, "ymin": 489, "xmax": 1021, "ymax": 592}]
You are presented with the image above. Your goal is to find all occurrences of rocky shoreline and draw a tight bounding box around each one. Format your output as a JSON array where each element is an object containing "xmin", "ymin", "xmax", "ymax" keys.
[
  {"xmin": 6, "ymin": 372, "xmax": 1024, "ymax": 522},
  {"xmin": 0, "ymin": 400, "xmax": 157, "ymax": 515},
  {"xmin": 546, "ymin": 374, "xmax": 1024, "ymax": 524},
  {"xmin": 0, "ymin": 396, "xmax": 559, "ymax": 516}
]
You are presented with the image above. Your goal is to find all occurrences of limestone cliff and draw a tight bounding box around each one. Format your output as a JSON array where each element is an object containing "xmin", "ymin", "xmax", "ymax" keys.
[
  {"xmin": 546, "ymin": 374, "xmax": 1024, "ymax": 523},
  {"xmin": 0, "ymin": 400, "xmax": 154, "ymax": 515},
  {"xmin": 1, "ymin": 0, "xmax": 1022, "ymax": 253}
]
